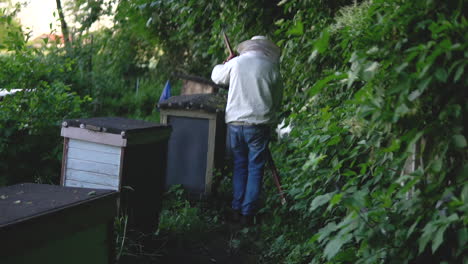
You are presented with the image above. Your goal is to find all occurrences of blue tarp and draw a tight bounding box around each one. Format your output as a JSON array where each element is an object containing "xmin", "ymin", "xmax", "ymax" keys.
[{"xmin": 159, "ymin": 80, "xmax": 172, "ymax": 103}]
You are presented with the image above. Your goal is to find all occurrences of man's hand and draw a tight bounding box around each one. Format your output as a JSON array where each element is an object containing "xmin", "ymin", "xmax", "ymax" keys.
[{"xmin": 223, "ymin": 53, "xmax": 237, "ymax": 64}]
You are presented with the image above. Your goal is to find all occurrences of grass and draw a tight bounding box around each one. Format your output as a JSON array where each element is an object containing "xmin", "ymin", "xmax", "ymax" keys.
[{"xmin": 115, "ymin": 184, "xmax": 265, "ymax": 263}]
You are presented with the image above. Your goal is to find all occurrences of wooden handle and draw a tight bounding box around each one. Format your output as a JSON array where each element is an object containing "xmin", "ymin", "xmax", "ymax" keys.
[
  {"xmin": 267, "ymin": 149, "xmax": 287, "ymax": 205},
  {"xmin": 222, "ymin": 31, "xmax": 234, "ymax": 57}
]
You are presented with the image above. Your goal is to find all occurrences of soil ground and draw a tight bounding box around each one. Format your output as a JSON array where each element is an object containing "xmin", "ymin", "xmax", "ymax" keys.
[{"xmin": 119, "ymin": 222, "xmax": 262, "ymax": 264}]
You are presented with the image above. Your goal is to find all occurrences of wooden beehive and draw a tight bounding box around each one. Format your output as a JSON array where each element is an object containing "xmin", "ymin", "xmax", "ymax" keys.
[
  {"xmin": 0, "ymin": 183, "xmax": 118, "ymax": 264},
  {"xmin": 176, "ymin": 73, "xmax": 226, "ymax": 95},
  {"xmin": 60, "ymin": 117, "xmax": 171, "ymax": 232},
  {"xmin": 158, "ymin": 94, "xmax": 227, "ymax": 194}
]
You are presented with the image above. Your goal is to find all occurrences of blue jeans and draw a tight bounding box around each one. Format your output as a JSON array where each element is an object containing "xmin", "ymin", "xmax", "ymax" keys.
[{"xmin": 228, "ymin": 124, "xmax": 270, "ymax": 216}]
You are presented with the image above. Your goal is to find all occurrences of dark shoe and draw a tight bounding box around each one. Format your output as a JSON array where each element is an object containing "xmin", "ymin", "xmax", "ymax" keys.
[
  {"xmin": 227, "ymin": 209, "xmax": 241, "ymax": 223},
  {"xmin": 240, "ymin": 214, "xmax": 254, "ymax": 227}
]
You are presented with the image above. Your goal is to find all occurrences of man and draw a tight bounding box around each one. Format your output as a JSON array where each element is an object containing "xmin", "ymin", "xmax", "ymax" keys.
[{"xmin": 211, "ymin": 36, "xmax": 283, "ymax": 225}]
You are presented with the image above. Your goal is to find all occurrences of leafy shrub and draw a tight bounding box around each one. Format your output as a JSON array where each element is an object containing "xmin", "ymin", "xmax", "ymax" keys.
[
  {"xmin": 157, "ymin": 185, "xmax": 219, "ymax": 237},
  {"xmin": 0, "ymin": 27, "xmax": 88, "ymax": 185},
  {"xmin": 259, "ymin": 0, "xmax": 467, "ymax": 263},
  {"xmin": 0, "ymin": 81, "xmax": 88, "ymax": 185}
]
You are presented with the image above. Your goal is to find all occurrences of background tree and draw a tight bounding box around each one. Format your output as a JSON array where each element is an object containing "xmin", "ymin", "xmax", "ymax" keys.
[{"xmin": 55, "ymin": 0, "xmax": 70, "ymax": 49}]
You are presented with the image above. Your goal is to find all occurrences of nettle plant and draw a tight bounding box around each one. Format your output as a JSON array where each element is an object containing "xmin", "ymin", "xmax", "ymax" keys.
[{"xmin": 262, "ymin": 0, "xmax": 467, "ymax": 263}]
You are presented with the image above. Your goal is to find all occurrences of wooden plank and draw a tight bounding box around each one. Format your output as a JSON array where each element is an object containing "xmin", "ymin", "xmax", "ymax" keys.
[
  {"xmin": 67, "ymin": 147, "xmax": 121, "ymax": 166},
  {"xmin": 66, "ymin": 169, "xmax": 119, "ymax": 188},
  {"xmin": 125, "ymin": 129, "xmax": 171, "ymax": 146},
  {"xmin": 60, "ymin": 138, "xmax": 69, "ymax": 186},
  {"xmin": 160, "ymin": 109, "xmax": 216, "ymax": 120},
  {"xmin": 67, "ymin": 159, "xmax": 120, "ymax": 176},
  {"xmin": 204, "ymin": 118, "xmax": 216, "ymax": 194},
  {"xmin": 61, "ymin": 127, "xmax": 127, "ymax": 147},
  {"xmin": 65, "ymin": 179, "xmax": 118, "ymax": 191},
  {"xmin": 69, "ymin": 139, "xmax": 121, "ymax": 154},
  {"xmin": 118, "ymin": 148, "xmax": 125, "ymax": 191},
  {"xmin": 160, "ymin": 113, "xmax": 168, "ymax": 125}
]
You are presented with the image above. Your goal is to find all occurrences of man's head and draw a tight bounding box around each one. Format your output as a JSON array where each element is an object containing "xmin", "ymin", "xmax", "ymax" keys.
[{"xmin": 237, "ymin": 36, "xmax": 281, "ymax": 61}]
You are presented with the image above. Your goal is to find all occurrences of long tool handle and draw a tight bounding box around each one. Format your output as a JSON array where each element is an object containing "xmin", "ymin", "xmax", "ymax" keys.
[
  {"xmin": 267, "ymin": 149, "xmax": 287, "ymax": 205},
  {"xmin": 222, "ymin": 30, "xmax": 235, "ymax": 57}
]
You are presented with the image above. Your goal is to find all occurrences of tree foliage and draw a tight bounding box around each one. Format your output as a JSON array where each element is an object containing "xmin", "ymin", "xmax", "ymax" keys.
[
  {"xmin": 0, "ymin": 7, "xmax": 88, "ymax": 185},
  {"xmin": 0, "ymin": 1, "xmax": 22, "ymax": 50},
  {"xmin": 260, "ymin": 0, "xmax": 467, "ymax": 263}
]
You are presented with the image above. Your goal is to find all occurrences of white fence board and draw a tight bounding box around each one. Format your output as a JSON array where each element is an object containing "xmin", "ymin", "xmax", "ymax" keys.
[
  {"xmin": 65, "ymin": 179, "xmax": 118, "ymax": 191},
  {"xmin": 67, "ymin": 147, "xmax": 121, "ymax": 165},
  {"xmin": 69, "ymin": 139, "xmax": 121, "ymax": 154},
  {"xmin": 66, "ymin": 169, "xmax": 119, "ymax": 188},
  {"xmin": 67, "ymin": 158, "xmax": 120, "ymax": 176}
]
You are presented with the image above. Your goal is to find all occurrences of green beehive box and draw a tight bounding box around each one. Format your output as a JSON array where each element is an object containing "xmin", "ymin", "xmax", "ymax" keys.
[{"xmin": 0, "ymin": 183, "xmax": 118, "ymax": 264}]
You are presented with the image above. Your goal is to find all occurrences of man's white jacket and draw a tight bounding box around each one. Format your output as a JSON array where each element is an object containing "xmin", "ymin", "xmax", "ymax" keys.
[{"xmin": 211, "ymin": 51, "xmax": 283, "ymax": 125}]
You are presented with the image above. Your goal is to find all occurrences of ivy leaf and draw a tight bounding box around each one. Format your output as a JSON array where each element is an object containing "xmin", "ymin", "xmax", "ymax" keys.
[
  {"xmin": 461, "ymin": 183, "xmax": 468, "ymax": 203},
  {"xmin": 435, "ymin": 68, "xmax": 448, "ymax": 82},
  {"xmin": 308, "ymin": 72, "xmax": 346, "ymax": 96},
  {"xmin": 318, "ymin": 222, "xmax": 338, "ymax": 242},
  {"xmin": 393, "ymin": 103, "xmax": 410, "ymax": 122},
  {"xmin": 302, "ymin": 152, "xmax": 327, "ymax": 171},
  {"xmin": 417, "ymin": 77, "xmax": 432, "ymax": 91},
  {"xmin": 458, "ymin": 227, "xmax": 467, "ymax": 249},
  {"xmin": 406, "ymin": 217, "xmax": 421, "ymax": 239},
  {"xmin": 314, "ymin": 30, "xmax": 330, "ymax": 53},
  {"xmin": 343, "ymin": 190, "xmax": 367, "ymax": 211},
  {"xmin": 453, "ymin": 64, "xmax": 464, "ymax": 82},
  {"xmin": 408, "ymin": 89, "xmax": 423, "ymax": 101},
  {"xmin": 310, "ymin": 192, "xmax": 334, "ymax": 212},
  {"xmin": 452, "ymin": 134, "xmax": 467, "ymax": 148},
  {"xmin": 324, "ymin": 234, "xmax": 352, "ymax": 260},
  {"xmin": 307, "ymin": 233, "xmax": 320, "ymax": 244},
  {"xmin": 419, "ymin": 222, "xmax": 437, "ymax": 253},
  {"xmin": 362, "ymin": 61, "xmax": 379, "ymax": 81},
  {"xmin": 330, "ymin": 193, "xmax": 344, "ymax": 207},
  {"xmin": 433, "ymin": 214, "xmax": 459, "ymax": 253},
  {"xmin": 430, "ymin": 159, "xmax": 442, "ymax": 173},
  {"xmin": 287, "ymin": 20, "xmax": 304, "ymax": 36},
  {"xmin": 432, "ymin": 224, "xmax": 448, "ymax": 253}
]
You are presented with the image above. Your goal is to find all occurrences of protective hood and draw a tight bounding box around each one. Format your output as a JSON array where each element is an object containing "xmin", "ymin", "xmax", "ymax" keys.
[{"xmin": 237, "ymin": 36, "xmax": 281, "ymax": 62}]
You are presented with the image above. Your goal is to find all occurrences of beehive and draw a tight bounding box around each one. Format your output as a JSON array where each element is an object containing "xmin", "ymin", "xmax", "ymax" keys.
[
  {"xmin": 0, "ymin": 183, "xmax": 118, "ymax": 264},
  {"xmin": 175, "ymin": 73, "xmax": 226, "ymax": 95},
  {"xmin": 158, "ymin": 94, "xmax": 227, "ymax": 194},
  {"xmin": 60, "ymin": 117, "xmax": 171, "ymax": 232}
]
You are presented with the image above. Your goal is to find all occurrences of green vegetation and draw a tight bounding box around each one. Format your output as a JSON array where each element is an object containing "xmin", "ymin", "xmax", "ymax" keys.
[{"xmin": 1, "ymin": 0, "xmax": 466, "ymax": 263}]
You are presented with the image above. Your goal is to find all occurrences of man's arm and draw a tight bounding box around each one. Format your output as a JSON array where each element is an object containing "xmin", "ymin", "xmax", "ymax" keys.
[{"xmin": 211, "ymin": 59, "xmax": 235, "ymax": 86}]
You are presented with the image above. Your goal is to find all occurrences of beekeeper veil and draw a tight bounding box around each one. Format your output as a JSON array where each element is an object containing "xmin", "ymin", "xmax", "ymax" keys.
[{"xmin": 237, "ymin": 36, "xmax": 281, "ymax": 62}]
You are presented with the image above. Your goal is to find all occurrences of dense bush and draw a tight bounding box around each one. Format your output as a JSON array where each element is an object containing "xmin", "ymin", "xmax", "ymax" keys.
[
  {"xmin": 0, "ymin": 52, "xmax": 88, "ymax": 185},
  {"xmin": 0, "ymin": 7, "xmax": 88, "ymax": 185},
  {"xmin": 260, "ymin": 0, "xmax": 467, "ymax": 263}
]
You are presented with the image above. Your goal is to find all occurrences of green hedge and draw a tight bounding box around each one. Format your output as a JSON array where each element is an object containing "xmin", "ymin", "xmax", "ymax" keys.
[{"xmin": 261, "ymin": 0, "xmax": 467, "ymax": 263}]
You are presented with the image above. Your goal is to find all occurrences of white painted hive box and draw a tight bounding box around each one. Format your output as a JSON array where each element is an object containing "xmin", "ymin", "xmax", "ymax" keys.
[{"xmin": 60, "ymin": 117, "xmax": 171, "ymax": 191}]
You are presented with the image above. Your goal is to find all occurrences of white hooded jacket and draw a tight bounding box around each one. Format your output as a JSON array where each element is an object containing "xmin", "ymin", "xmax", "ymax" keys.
[{"xmin": 211, "ymin": 37, "xmax": 283, "ymax": 125}]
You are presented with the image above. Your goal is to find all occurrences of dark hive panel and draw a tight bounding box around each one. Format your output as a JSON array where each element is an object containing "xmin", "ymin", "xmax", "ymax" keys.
[
  {"xmin": 0, "ymin": 183, "xmax": 114, "ymax": 226},
  {"xmin": 158, "ymin": 94, "xmax": 227, "ymax": 113},
  {"xmin": 64, "ymin": 117, "xmax": 167, "ymax": 135}
]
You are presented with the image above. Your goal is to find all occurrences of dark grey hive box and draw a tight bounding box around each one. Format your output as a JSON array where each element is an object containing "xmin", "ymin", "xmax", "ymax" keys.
[
  {"xmin": 158, "ymin": 94, "xmax": 227, "ymax": 194},
  {"xmin": 0, "ymin": 183, "xmax": 118, "ymax": 264},
  {"xmin": 60, "ymin": 117, "xmax": 171, "ymax": 232}
]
